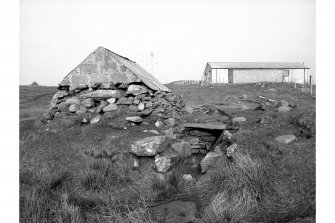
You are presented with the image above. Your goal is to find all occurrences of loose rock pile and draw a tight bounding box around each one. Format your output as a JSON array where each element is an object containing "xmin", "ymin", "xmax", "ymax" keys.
[{"xmin": 44, "ymin": 82, "xmax": 187, "ymax": 127}]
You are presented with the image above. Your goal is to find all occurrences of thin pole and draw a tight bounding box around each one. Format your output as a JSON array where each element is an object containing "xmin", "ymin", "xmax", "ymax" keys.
[
  {"xmin": 304, "ymin": 69, "xmax": 306, "ymax": 84},
  {"xmin": 216, "ymin": 69, "xmax": 217, "ymax": 84},
  {"xmin": 294, "ymin": 81, "xmax": 296, "ymax": 89},
  {"xmin": 310, "ymin": 79, "xmax": 313, "ymax": 95},
  {"xmin": 302, "ymin": 84, "xmax": 304, "ymax": 93}
]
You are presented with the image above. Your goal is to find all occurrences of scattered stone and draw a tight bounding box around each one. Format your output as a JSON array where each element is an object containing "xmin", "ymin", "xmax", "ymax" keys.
[
  {"xmin": 76, "ymin": 105, "xmax": 87, "ymax": 115},
  {"xmin": 107, "ymin": 98, "xmax": 116, "ymax": 104},
  {"xmin": 88, "ymin": 107, "xmax": 96, "ymax": 113},
  {"xmin": 126, "ymin": 84, "xmax": 149, "ymax": 96},
  {"xmin": 275, "ymin": 135, "xmax": 297, "ymax": 144},
  {"xmin": 138, "ymin": 102, "xmax": 145, "ymax": 111},
  {"xmin": 200, "ymin": 152, "xmax": 223, "ymax": 173},
  {"xmin": 126, "ymin": 116, "xmax": 143, "ymax": 123},
  {"xmin": 101, "ymin": 82, "xmax": 115, "ymax": 89},
  {"xmin": 103, "ymin": 104, "xmax": 119, "ymax": 112},
  {"xmin": 95, "ymin": 101, "xmax": 108, "ymax": 113},
  {"xmin": 79, "ymin": 84, "xmax": 89, "ymax": 90},
  {"xmin": 100, "ymin": 101, "xmax": 109, "ymax": 107},
  {"xmin": 150, "ymin": 201, "xmax": 197, "ymax": 223},
  {"xmin": 184, "ymin": 105, "xmax": 194, "ymax": 114},
  {"xmin": 58, "ymin": 102, "xmax": 68, "ymax": 112},
  {"xmin": 166, "ymin": 94, "xmax": 178, "ymax": 102},
  {"xmin": 280, "ymin": 100, "xmax": 289, "ymax": 107},
  {"xmin": 80, "ymin": 90, "xmax": 121, "ymax": 99},
  {"xmin": 90, "ymin": 115, "xmax": 101, "ymax": 124},
  {"xmin": 116, "ymin": 97, "xmax": 134, "ymax": 105},
  {"xmin": 133, "ymin": 157, "xmax": 140, "ymax": 169},
  {"xmin": 43, "ymin": 109, "xmax": 56, "ymax": 120},
  {"xmin": 182, "ymin": 174, "xmax": 194, "ymax": 181},
  {"xmin": 69, "ymin": 104, "xmax": 80, "ymax": 113},
  {"xmin": 133, "ymin": 99, "xmax": 140, "ymax": 105},
  {"xmin": 139, "ymin": 108, "xmax": 154, "ymax": 117},
  {"xmin": 81, "ymin": 98, "xmax": 94, "ymax": 107},
  {"xmin": 184, "ymin": 122, "xmax": 227, "ymax": 130},
  {"xmin": 135, "ymin": 94, "xmax": 146, "ymax": 100},
  {"xmin": 155, "ymin": 120, "xmax": 164, "ymax": 128},
  {"xmin": 226, "ymin": 143, "xmax": 238, "ymax": 157},
  {"xmin": 232, "ymin": 117, "xmax": 247, "ymax": 123},
  {"xmin": 146, "ymin": 101, "xmax": 153, "ymax": 108},
  {"xmin": 266, "ymin": 88, "xmax": 277, "ymax": 93},
  {"xmin": 223, "ymin": 130, "xmax": 232, "ymax": 140},
  {"xmin": 154, "ymin": 155, "xmax": 173, "ymax": 173},
  {"xmin": 164, "ymin": 128, "xmax": 176, "ymax": 139},
  {"xmin": 82, "ymin": 118, "xmax": 89, "ymax": 124},
  {"xmin": 89, "ymin": 82, "xmax": 101, "ymax": 89},
  {"xmin": 130, "ymin": 136, "xmax": 167, "ymax": 156},
  {"xmin": 142, "ymin": 96, "xmax": 151, "ymax": 101},
  {"xmin": 129, "ymin": 105, "xmax": 138, "ymax": 112},
  {"xmin": 117, "ymin": 82, "xmax": 128, "ymax": 89},
  {"xmin": 55, "ymin": 90, "xmax": 69, "ymax": 99},
  {"xmin": 65, "ymin": 97, "xmax": 80, "ymax": 105},
  {"xmin": 164, "ymin": 118, "xmax": 176, "ymax": 127},
  {"xmin": 278, "ymin": 106, "xmax": 291, "ymax": 112}
]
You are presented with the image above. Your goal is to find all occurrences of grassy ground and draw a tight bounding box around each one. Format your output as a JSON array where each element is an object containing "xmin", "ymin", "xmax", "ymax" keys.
[{"xmin": 19, "ymin": 83, "xmax": 315, "ymax": 222}]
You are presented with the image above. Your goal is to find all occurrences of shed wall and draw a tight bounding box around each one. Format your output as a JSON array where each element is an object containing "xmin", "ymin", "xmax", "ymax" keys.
[
  {"xmin": 210, "ymin": 69, "xmax": 228, "ymax": 83},
  {"xmin": 290, "ymin": 69, "xmax": 305, "ymax": 84},
  {"xmin": 232, "ymin": 69, "xmax": 288, "ymax": 83}
]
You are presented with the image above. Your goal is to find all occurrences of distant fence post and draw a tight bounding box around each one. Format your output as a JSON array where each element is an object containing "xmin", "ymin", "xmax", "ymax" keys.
[
  {"xmin": 310, "ymin": 83, "xmax": 313, "ymax": 95},
  {"xmin": 302, "ymin": 84, "xmax": 304, "ymax": 93}
]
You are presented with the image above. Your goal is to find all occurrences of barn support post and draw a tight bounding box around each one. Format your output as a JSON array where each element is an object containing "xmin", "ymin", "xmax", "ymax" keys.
[{"xmin": 304, "ymin": 69, "xmax": 306, "ymax": 84}]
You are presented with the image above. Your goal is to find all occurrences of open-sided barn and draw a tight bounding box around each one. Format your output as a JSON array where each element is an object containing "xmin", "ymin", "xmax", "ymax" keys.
[{"xmin": 203, "ymin": 62, "xmax": 310, "ymax": 84}]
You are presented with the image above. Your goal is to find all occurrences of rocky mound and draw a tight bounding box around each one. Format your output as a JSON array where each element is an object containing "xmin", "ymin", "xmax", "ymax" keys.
[
  {"xmin": 43, "ymin": 46, "xmax": 192, "ymax": 128},
  {"xmin": 43, "ymin": 82, "xmax": 187, "ymax": 128}
]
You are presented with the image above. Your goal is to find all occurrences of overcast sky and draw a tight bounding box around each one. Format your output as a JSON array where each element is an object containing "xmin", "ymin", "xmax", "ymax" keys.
[{"xmin": 20, "ymin": 0, "xmax": 315, "ymax": 85}]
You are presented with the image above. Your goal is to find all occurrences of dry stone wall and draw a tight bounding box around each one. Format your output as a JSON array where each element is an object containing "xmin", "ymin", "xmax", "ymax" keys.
[{"xmin": 44, "ymin": 82, "xmax": 186, "ymax": 127}]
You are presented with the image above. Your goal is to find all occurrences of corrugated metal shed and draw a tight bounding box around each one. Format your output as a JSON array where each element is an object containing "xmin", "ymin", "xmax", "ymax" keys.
[
  {"xmin": 207, "ymin": 62, "xmax": 309, "ymax": 69},
  {"xmin": 60, "ymin": 46, "xmax": 171, "ymax": 92}
]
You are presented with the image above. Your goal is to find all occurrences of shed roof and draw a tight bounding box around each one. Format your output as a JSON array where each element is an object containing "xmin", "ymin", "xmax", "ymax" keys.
[
  {"xmin": 60, "ymin": 46, "xmax": 171, "ymax": 92},
  {"xmin": 207, "ymin": 62, "xmax": 309, "ymax": 69}
]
